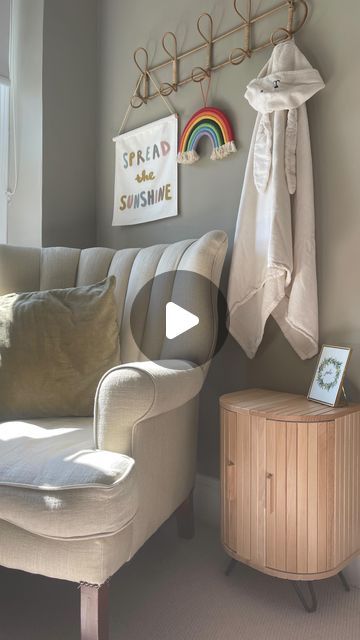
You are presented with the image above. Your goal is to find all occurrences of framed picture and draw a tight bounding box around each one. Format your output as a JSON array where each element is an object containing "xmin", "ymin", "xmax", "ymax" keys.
[{"xmin": 308, "ymin": 345, "xmax": 352, "ymax": 407}]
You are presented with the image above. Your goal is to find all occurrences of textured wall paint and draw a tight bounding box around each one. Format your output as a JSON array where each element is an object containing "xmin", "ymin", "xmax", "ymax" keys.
[
  {"xmin": 42, "ymin": 0, "xmax": 98, "ymax": 248},
  {"xmin": 96, "ymin": 0, "xmax": 360, "ymax": 477}
]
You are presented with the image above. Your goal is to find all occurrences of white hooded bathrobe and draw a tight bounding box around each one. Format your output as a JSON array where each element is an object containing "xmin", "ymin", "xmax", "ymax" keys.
[{"xmin": 228, "ymin": 40, "xmax": 324, "ymax": 359}]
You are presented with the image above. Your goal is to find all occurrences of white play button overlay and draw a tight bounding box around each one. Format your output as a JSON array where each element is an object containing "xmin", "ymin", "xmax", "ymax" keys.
[
  {"xmin": 165, "ymin": 302, "xmax": 199, "ymax": 340},
  {"xmin": 130, "ymin": 269, "xmax": 229, "ymax": 370}
]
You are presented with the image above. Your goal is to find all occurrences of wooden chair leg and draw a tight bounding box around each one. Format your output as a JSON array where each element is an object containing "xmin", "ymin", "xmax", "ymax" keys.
[
  {"xmin": 176, "ymin": 490, "xmax": 195, "ymax": 539},
  {"xmin": 80, "ymin": 580, "xmax": 110, "ymax": 640}
]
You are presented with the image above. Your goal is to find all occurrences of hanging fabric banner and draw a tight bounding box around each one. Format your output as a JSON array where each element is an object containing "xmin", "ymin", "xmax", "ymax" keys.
[{"xmin": 112, "ymin": 114, "xmax": 178, "ymax": 226}]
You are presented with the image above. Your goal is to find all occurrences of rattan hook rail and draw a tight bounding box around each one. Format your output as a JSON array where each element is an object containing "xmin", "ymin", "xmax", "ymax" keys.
[{"xmin": 129, "ymin": 0, "xmax": 309, "ymax": 109}]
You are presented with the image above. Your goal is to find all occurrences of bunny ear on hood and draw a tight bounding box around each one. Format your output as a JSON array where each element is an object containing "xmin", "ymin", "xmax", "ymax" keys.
[{"xmin": 245, "ymin": 40, "xmax": 324, "ymax": 193}]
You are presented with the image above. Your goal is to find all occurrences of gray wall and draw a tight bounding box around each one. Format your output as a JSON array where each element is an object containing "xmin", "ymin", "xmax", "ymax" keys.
[
  {"xmin": 42, "ymin": 0, "xmax": 98, "ymax": 248},
  {"xmin": 96, "ymin": 0, "xmax": 360, "ymax": 477}
]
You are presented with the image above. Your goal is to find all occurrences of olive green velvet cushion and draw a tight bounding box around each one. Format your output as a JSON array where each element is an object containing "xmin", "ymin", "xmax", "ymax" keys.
[{"xmin": 0, "ymin": 277, "xmax": 120, "ymax": 419}]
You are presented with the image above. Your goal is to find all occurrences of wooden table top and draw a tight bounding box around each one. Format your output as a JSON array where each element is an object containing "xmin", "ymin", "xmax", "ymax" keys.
[{"xmin": 220, "ymin": 388, "xmax": 360, "ymax": 422}]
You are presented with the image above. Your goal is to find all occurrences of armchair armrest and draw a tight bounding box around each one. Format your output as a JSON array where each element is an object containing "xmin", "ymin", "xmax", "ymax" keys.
[{"xmin": 94, "ymin": 360, "xmax": 204, "ymax": 454}]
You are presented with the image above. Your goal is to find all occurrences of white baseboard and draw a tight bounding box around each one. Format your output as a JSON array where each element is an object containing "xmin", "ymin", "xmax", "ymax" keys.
[
  {"xmin": 194, "ymin": 473, "xmax": 360, "ymax": 586},
  {"xmin": 194, "ymin": 473, "xmax": 220, "ymax": 529}
]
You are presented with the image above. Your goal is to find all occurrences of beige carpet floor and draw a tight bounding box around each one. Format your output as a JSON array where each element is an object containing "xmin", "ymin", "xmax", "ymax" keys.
[{"xmin": 0, "ymin": 520, "xmax": 360, "ymax": 639}]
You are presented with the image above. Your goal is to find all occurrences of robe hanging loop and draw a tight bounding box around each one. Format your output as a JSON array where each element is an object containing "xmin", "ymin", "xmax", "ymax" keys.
[{"xmin": 270, "ymin": 27, "xmax": 292, "ymax": 46}]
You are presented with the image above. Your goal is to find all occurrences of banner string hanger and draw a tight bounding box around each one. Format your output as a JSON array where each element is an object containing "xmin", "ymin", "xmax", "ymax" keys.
[{"xmin": 118, "ymin": 68, "xmax": 176, "ymax": 135}]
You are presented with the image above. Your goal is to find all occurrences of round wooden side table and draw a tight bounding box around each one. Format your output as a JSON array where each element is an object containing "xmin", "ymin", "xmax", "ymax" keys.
[{"xmin": 220, "ymin": 388, "xmax": 360, "ymax": 611}]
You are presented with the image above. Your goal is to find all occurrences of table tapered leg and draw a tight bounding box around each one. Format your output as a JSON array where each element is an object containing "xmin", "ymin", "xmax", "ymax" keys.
[
  {"xmin": 225, "ymin": 558, "xmax": 237, "ymax": 576},
  {"xmin": 291, "ymin": 581, "xmax": 318, "ymax": 613},
  {"xmin": 338, "ymin": 571, "xmax": 351, "ymax": 592}
]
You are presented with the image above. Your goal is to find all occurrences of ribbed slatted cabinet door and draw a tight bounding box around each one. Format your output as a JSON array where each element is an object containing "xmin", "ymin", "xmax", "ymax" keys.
[
  {"xmin": 235, "ymin": 412, "xmax": 251, "ymax": 561},
  {"xmin": 250, "ymin": 416, "xmax": 266, "ymax": 568},
  {"xmin": 265, "ymin": 420, "xmax": 287, "ymax": 572},
  {"xmin": 334, "ymin": 414, "xmax": 360, "ymax": 568},
  {"xmin": 221, "ymin": 409, "xmax": 252, "ymax": 560},
  {"xmin": 265, "ymin": 420, "xmax": 337, "ymax": 575},
  {"xmin": 221, "ymin": 409, "xmax": 237, "ymax": 552}
]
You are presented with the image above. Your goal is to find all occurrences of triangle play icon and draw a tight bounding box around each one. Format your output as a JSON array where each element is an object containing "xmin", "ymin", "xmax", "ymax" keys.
[{"xmin": 165, "ymin": 302, "xmax": 199, "ymax": 340}]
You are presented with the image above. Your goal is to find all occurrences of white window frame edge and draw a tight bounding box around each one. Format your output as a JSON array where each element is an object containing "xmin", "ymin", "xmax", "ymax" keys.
[{"xmin": 0, "ymin": 83, "xmax": 10, "ymax": 244}]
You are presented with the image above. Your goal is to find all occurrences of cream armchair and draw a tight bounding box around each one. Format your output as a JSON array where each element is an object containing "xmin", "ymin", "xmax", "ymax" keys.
[{"xmin": 0, "ymin": 230, "xmax": 227, "ymax": 640}]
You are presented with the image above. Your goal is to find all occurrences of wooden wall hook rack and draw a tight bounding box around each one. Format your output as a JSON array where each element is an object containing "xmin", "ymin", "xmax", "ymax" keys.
[{"xmin": 126, "ymin": 0, "xmax": 309, "ymax": 111}]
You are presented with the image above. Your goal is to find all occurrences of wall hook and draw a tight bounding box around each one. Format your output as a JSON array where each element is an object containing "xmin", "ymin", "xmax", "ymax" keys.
[
  {"xmin": 130, "ymin": 91, "xmax": 145, "ymax": 109},
  {"xmin": 229, "ymin": 47, "xmax": 250, "ymax": 66},
  {"xmin": 233, "ymin": 0, "xmax": 252, "ymax": 54},
  {"xmin": 270, "ymin": 0, "xmax": 308, "ymax": 46},
  {"xmin": 270, "ymin": 27, "xmax": 292, "ymax": 46},
  {"xmin": 133, "ymin": 47, "xmax": 149, "ymax": 103},
  {"xmin": 191, "ymin": 66, "xmax": 211, "ymax": 83},
  {"xmin": 196, "ymin": 13, "xmax": 213, "ymax": 74},
  {"xmin": 160, "ymin": 31, "xmax": 178, "ymax": 96},
  {"xmin": 133, "ymin": 47, "xmax": 149, "ymax": 75},
  {"xmin": 233, "ymin": 0, "xmax": 247, "ymax": 23},
  {"xmin": 291, "ymin": 0, "xmax": 309, "ymax": 35}
]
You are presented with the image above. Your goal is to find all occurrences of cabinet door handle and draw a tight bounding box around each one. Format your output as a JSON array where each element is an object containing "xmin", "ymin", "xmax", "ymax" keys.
[
  {"xmin": 266, "ymin": 472, "xmax": 274, "ymax": 514},
  {"xmin": 226, "ymin": 462, "xmax": 236, "ymax": 501}
]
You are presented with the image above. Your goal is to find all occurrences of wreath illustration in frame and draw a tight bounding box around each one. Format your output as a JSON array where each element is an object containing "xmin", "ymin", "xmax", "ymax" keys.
[{"xmin": 307, "ymin": 345, "xmax": 352, "ymax": 407}]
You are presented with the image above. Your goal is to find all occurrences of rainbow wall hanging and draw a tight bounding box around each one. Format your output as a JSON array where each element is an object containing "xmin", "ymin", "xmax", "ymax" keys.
[{"xmin": 177, "ymin": 107, "xmax": 237, "ymax": 165}]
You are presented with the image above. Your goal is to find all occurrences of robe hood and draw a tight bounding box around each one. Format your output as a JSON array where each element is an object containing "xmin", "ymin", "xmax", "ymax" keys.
[
  {"xmin": 245, "ymin": 40, "xmax": 324, "ymax": 114},
  {"xmin": 244, "ymin": 40, "xmax": 324, "ymax": 194}
]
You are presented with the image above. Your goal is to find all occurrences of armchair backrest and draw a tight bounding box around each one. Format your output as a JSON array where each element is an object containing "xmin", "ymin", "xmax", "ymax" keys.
[{"xmin": 0, "ymin": 231, "xmax": 228, "ymax": 365}]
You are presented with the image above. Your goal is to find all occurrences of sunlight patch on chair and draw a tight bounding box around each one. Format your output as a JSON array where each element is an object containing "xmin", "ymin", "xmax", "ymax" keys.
[
  {"xmin": 0, "ymin": 292, "xmax": 18, "ymax": 360},
  {"xmin": 0, "ymin": 422, "xmax": 81, "ymax": 441}
]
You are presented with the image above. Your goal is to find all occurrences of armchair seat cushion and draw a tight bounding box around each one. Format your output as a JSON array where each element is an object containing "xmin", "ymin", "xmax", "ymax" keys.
[{"xmin": 0, "ymin": 418, "xmax": 137, "ymax": 540}]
